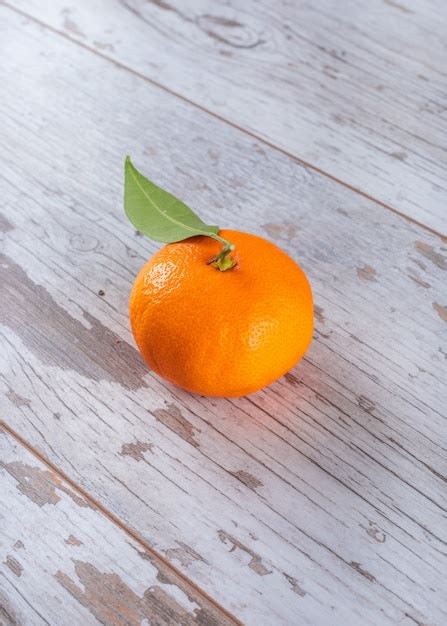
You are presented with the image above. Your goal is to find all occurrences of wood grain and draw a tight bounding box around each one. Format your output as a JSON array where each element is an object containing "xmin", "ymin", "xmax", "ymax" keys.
[
  {"xmin": 0, "ymin": 426, "xmax": 235, "ymax": 626},
  {"xmin": 1, "ymin": 6, "xmax": 446, "ymax": 625},
  {"xmin": 8, "ymin": 0, "xmax": 447, "ymax": 233}
]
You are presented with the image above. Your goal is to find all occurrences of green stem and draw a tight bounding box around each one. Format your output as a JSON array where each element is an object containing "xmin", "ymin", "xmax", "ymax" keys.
[
  {"xmin": 209, "ymin": 233, "xmax": 234, "ymax": 249},
  {"xmin": 207, "ymin": 233, "xmax": 237, "ymax": 271}
]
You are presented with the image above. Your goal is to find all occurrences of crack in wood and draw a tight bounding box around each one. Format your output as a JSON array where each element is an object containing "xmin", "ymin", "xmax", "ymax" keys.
[
  {"xmin": 55, "ymin": 560, "xmax": 225, "ymax": 626},
  {"xmin": 230, "ymin": 470, "xmax": 263, "ymax": 491},
  {"xmin": 284, "ymin": 572, "xmax": 307, "ymax": 597},
  {"xmin": 4, "ymin": 556, "xmax": 23, "ymax": 578},
  {"xmin": 314, "ymin": 305, "xmax": 325, "ymax": 325},
  {"xmin": 432, "ymin": 302, "xmax": 447, "ymax": 322},
  {"xmin": 0, "ymin": 594, "xmax": 20, "ymax": 626},
  {"xmin": 364, "ymin": 523, "xmax": 386, "ymax": 544},
  {"xmin": 2, "ymin": 460, "xmax": 90, "ymax": 509},
  {"xmin": 165, "ymin": 542, "xmax": 206, "ymax": 567},
  {"xmin": 356, "ymin": 265, "xmax": 378, "ymax": 282},
  {"xmin": 120, "ymin": 441, "xmax": 154, "ymax": 462},
  {"xmin": 0, "ymin": 213, "xmax": 14, "ymax": 233},
  {"xmin": 262, "ymin": 222, "xmax": 298, "ymax": 241},
  {"xmin": 6, "ymin": 390, "xmax": 31, "ymax": 409},
  {"xmin": 414, "ymin": 242, "xmax": 446, "ymax": 270},
  {"xmin": 154, "ymin": 404, "xmax": 200, "ymax": 448},
  {"xmin": 284, "ymin": 371, "xmax": 300, "ymax": 385},
  {"xmin": 407, "ymin": 272, "xmax": 431, "ymax": 289},
  {"xmin": 65, "ymin": 535, "xmax": 82, "ymax": 546},
  {"xmin": 350, "ymin": 561, "xmax": 376, "ymax": 583},
  {"xmin": 217, "ymin": 530, "xmax": 271, "ymax": 576}
]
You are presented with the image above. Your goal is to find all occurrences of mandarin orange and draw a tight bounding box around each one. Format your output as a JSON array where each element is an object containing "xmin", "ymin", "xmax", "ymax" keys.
[{"xmin": 129, "ymin": 229, "xmax": 313, "ymax": 397}]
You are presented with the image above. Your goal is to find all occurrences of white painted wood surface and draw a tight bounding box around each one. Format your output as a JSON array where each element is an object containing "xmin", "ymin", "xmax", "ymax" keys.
[
  {"xmin": 1, "ymin": 4, "xmax": 446, "ymax": 626},
  {"xmin": 0, "ymin": 426, "xmax": 234, "ymax": 625},
  {"xmin": 8, "ymin": 0, "xmax": 447, "ymax": 233}
]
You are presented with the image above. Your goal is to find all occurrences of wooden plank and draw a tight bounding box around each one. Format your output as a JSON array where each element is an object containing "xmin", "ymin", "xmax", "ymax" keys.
[
  {"xmin": 1, "ymin": 7, "xmax": 446, "ymax": 625},
  {"xmin": 0, "ymin": 426, "xmax": 235, "ymax": 626},
  {"xmin": 8, "ymin": 0, "xmax": 447, "ymax": 233}
]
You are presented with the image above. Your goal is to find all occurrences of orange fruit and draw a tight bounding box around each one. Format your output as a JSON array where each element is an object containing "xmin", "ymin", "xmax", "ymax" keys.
[{"xmin": 129, "ymin": 229, "xmax": 313, "ymax": 397}]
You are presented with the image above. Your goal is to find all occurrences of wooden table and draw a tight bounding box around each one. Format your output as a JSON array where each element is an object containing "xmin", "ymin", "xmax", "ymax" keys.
[{"xmin": 1, "ymin": 1, "xmax": 446, "ymax": 624}]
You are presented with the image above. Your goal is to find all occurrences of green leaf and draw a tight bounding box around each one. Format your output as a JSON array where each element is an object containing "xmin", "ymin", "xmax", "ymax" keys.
[{"xmin": 124, "ymin": 156, "xmax": 219, "ymax": 243}]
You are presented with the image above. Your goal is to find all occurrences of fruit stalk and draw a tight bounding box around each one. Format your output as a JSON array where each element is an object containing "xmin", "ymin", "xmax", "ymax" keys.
[{"xmin": 207, "ymin": 233, "xmax": 236, "ymax": 271}]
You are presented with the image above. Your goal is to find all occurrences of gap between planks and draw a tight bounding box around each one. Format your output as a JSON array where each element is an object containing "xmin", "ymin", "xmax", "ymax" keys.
[
  {"xmin": 2, "ymin": 0, "xmax": 446, "ymax": 243},
  {"xmin": 0, "ymin": 420, "xmax": 243, "ymax": 626}
]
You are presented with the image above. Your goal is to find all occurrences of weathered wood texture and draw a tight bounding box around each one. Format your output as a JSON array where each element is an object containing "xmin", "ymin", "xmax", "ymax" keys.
[
  {"xmin": 9, "ymin": 0, "xmax": 447, "ymax": 233},
  {"xmin": 1, "ymin": 6, "xmax": 446, "ymax": 626},
  {"xmin": 0, "ymin": 426, "xmax": 234, "ymax": 625}
]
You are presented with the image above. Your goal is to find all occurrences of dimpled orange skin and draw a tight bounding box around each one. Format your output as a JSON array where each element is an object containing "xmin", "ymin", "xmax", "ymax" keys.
[{"xmin": 129, "ymin": 230, "xmax": 313, "ymax": 397}]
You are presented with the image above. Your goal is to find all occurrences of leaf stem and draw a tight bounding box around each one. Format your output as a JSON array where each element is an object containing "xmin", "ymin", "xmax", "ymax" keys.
[{"xmin": 209, "ymin": 233, "xmax": 235, "ymax": 250}]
